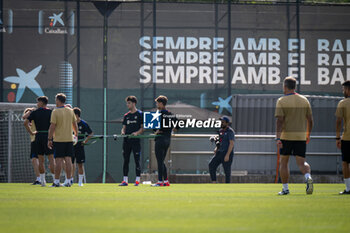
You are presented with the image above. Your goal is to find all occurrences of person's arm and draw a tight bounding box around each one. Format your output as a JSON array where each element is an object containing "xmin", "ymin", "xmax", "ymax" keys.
[
  {"xmin": 22, "ymin": 110, "xmax": 31, "ymax": 120},
  {"xmin": 83, "ymin": 124, "xmax": 94, "ymax": 144},
  {"xmin": 47, "ymin": 123, "xmax": 55, "ymax": 149},
  {"xmin": 23, "ymin": 119, "xmax": 36, "ymax": 136},
  {"xmin": 275, "ymin": 99, "xmax": 284, "ymax": 148},
  {"xmin": 224, "ymin": 140, "xmax": 234, "ymax": 162},
  {"xmin": 276, "ymin": 116, "xmax": 284, "ymax": 148},
  {"xmin": 121, "ymin": 125, "xmax": 126, "ymax": 135},
  {"xmin": 83, "ymin": 132, "xmax": 94, "ymax": 144},
  {"xmin": 336, "ymin": 117, "xmax": 342, "ymax": 149},
  {"xmin": 132, "ymin": 125, "xmax": 144, "ymax": 136},
  {"xmin": 306, "ymin": 114, "xmax": 313, "ymax": 144},
  {"xmin": 73, "ymin": 121, "xmax": 78, "ymax": 137}
]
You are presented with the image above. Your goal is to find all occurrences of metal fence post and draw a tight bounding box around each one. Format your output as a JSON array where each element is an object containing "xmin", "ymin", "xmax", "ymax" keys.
[{"xmin": 7, "ymin": 110, "xmax": 12, "ymax": 183}]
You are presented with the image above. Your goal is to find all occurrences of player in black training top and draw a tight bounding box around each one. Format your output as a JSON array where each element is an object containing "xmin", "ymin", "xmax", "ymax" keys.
[
  {"xmin": 73, "ymin": 107, "xmax": 93, "ymax": 187},
  {"xmin": 119, "ymin": 96, "xmax": 144, "ymax": 186},
  {"xmin": 24, "ymin": 96, "xmax": 55, "ymax": 187},
  {"xmin": 152, "ymin": 95, "xmax": 178, "ymax": 187}
]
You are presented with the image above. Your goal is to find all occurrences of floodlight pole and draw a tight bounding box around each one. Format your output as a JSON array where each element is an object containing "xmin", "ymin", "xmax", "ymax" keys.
[
  {"xmin": 152, "ymin": 0, "xmax": 157, "ymax": 107},
  {"xmin": 0, "ymin": 0, "xmax": 3, "ymax": 102},
  {"xmin": 77, "ymin": 0, "xmax": 81, "ymax": 107},
  {"xmin": 296, "ymin": 0, "xmax": 301, "ymax": 93},
  {"xmin": 227, "ymin": 0, "xmax": 231, "ymax": 97},
  {"xmin": 94, "ymin": 1, "xmax": 120, "ymax": 184}
]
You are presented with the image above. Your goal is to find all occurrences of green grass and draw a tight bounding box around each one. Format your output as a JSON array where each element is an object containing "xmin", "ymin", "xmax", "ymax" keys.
[{"xmin": 0, "ymin": 183, "xmax": 349, "ymax": 233}]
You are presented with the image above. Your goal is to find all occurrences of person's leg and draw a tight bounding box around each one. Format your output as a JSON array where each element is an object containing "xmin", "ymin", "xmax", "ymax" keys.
[
  {"xmin": 30, "ymin": 142, "xmax": 40, "ymax": 182},
  {"xmin": 155, "ymin": 139, "xmax": 164, "ymax": 183},
  {"xmin": 75, "ymin": 148, "xmax": 85, "ymax": 186},
  {"xmin": 342, "ymin": 162, "xmax": 350, "ymax": 179},
  {"xmin": 296, "ymin": 155, "xmax": 313, "ymax": 195},
  {"xmin": 342, "ymin": 162, "xmax": 350, "ymax": 192},
  {"xmin": 71, "ymin": 154, "xmax": 76, "ymax": 181},
  {"xmin": 38, "ymin": 155, "xmax": 46, "ymax": 186},
  {"xmin": 341, "ymin": 141, "xmax": 350, "ymax": 193},
  {"xmin": 54, "ymin": 157, "xmax": 63, "ymax": 184},
  {"xmin": 132, "ymin": 141, "xmax": 141, "ymax": 183},
  {"xmin": 295, "ymin": 156, "xmax": 311, "ymax": 177},
  {"xmin": 31, "ymin": 158, "xmax": 40, "ymax": 177},
  {"xmin": 209, "ymin": 153, "xmax": 222, "ymax": 183},
  {"xmin": 223, "ymin": 154, "xmax": 234, "ymax": 183},
  {"xmin": 77, "ymin": 163, "xmax": 84, "ymax": 175},
  {"xmin": 294, "ymin": 141, "xmax": 312, "ymax": 194},
  {"xmin": 280, "ymin": 155, "xmax": 290, "ymax": 191},
  {"xmin": 122, "ymin": 140, "xmax": 132, "ymax": 184},
  {"xmin": 47, "ymin": 154, "xmax": 55, "ymax": 175},
  {"xmin": 62, "ymin": 160, "xmax": 68, "ymax": 183},
  {"xmin": 64, "ymin": 156, "xmax": 72, "ymax": 180},
  {"xmin": 31, "ymin": 157, "xmax": 40, "ymax": 183},
  {"xmin": 162, "ymin": 139, "xmax": 170, "ymax": 182},
  {"xmin": 77, "ymin": 163, "xmax": 84, "ymax": 186}
]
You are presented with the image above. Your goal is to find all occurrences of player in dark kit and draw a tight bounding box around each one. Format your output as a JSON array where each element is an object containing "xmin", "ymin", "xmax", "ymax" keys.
[
  {"xmin": 23, "ymin": 108, "xmax": 40, "ymax": 185},
  {"xmin": 24, "ymin": 96, "xmax": 55, "ymax": 187},
  {"xmin": 73, "ymin": 107, "xmax": 93, "ymax": 187},
  {"xmin": 209, "ymin": 116, "xmax": 235, "ymax": 183},
  {"xmin": 152, "ymin": 95, "xmax": 177, "ymax": 187},
  {"xmin": 119, "ymin": 96, "xmax": 144, "ymax": 186}
]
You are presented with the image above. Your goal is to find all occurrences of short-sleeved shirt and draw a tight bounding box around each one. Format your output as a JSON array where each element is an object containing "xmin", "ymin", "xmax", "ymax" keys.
[
  {"xmin": 75, "ymin": 119, "xmax": 93, "ymax": 148},
  {"xmin": 123, "ymin": 110, "xmax": 143, "ymax": 135},
  {"xmin": 335, "ymin": 98, "xmax": 350, "ymax": 141},
  {"xmin": 50, "ymin": 107, "xmax": 77, "ymax": 142},
  {"xmin": 27, "ymin": 107, "xmax": 52, "ymax": 134},
  {"xmin": 155, "ymin": 109, "xmax": 178, "ymax": 139},
  {"xmin": 275, "ymin": 93, "xmax": 312, "ymax": 141},
  {"xmin": 218, "ymin": 127, "xmax": 235, "ymax": 152}
]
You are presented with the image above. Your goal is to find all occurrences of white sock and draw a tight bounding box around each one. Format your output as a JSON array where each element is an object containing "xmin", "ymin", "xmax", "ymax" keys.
[
  {"xmin": 64, "ymin": 173, "xmax": 67, "ymax": 181},
  {"xmin": 304, "ymin": 173, "xmax": 311, "ymax": 181},
  {"xmin": 164, "ymin": 180, "xmax": 169, "ymax": 183},
  {"xmin": 158, "ymin": 180, "xmax": 162, "ymax": 184},
  {"xmin": 54, "ymin": 179, "xmax": 60, "ymax": 185},
  {"xmin": 136, "ymin": 176, "xmax": 140, "ymax": 182},
  {"xmin": 283, "ymin": 183, "xmax": 289, "ymax": 191},
  {"xmin": 40, "ymin": 173, "xmax": 45, "ymax": 182},
  {"xmin": 345, "ymin": 178, "xmax": 350, "ymax": 192},
  {"xmin": 79, "ymin": 175, "xmax": 84, "ymax": 184},
  {"xmin": 52, "ymin": 174, "xmax": 55, "ymax": 181},
  {"xmin": 36, "ymin": 176, "xmax": 41, "ymax": 182},
  {"xmin": 123, "ymin": 176, "xmax": 128, "ymax": 183}
]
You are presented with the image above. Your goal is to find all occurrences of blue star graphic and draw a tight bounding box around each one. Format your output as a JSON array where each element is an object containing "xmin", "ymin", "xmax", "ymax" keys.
[
  {"xmin": 49, "ymin": 12, "xmax": 64, "ymax": 26},
  {"xmin": 212, "ymin": 96, "xmax": 232, "ymax": 114},
  {"xmin": 4, "ymin": 65, "xmax": 44, "ymax": 103}
]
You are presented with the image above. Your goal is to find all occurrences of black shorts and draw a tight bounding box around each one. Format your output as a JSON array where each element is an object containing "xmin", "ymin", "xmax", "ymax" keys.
[
  {"xmin": 35, "ymin": 134, "xmax": 54, "ymax": 155},
  {"xmin": 30, "ymin": 142, "xmax": 38, "ymax": 159},
  {"xmin": 54, "ymin": 142, "xmax": 73, "ymax": 158},
  {"xmin": 341, "ymin": 140, "xmax": 350, "ymax": 163},
  {"xmin": 280, "ymin": 140, "xmax": 306, "ymax": 157},
  {"xmin": 72, "ymin": 146, "xmax": 85, "ymax": 164}
]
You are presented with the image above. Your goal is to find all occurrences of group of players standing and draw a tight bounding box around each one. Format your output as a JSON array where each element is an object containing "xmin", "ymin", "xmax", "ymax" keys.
[
  {"xmin": 23, "ymin": 93, "xmax": 93, "ymax": 187},
  {"xmin": 119, "ymin": 95, "xmax": 174, "ymax": 186},
  {"xmin": 21, "ymin": 78, "xmax": 350, "ymax": 194},
  {"xmin": 22, "ymin": 93, "xmax": 175, "ymax": 187}
]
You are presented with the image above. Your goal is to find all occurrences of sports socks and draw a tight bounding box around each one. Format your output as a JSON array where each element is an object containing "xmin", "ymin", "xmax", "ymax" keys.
[{"xmin": 123, "ymin": 176, "xmax": 128, "ymax": 183}]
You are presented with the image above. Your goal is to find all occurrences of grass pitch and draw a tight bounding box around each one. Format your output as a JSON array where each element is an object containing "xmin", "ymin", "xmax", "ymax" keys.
[{"xmin": 0, "ymin": 183, "xmax": 349, "ymax": 233}]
